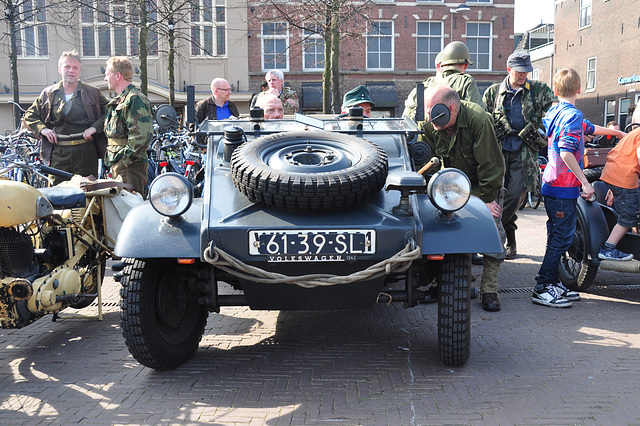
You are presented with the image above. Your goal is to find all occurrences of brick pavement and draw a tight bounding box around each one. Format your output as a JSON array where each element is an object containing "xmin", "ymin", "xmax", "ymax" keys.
[{"xmin": 1, "ymin": 206, "xmax": 640, "ymax": 425}]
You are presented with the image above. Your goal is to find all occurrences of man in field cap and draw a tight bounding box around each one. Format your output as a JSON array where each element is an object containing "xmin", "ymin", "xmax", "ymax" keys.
[{"xmin": 341, "ymin": 85, "xmax": 375, "ymax": 117}]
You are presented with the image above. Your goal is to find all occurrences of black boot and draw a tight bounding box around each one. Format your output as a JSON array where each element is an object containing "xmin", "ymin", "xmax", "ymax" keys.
[{"xmin": 505, "ymin": 228, "xmax": 517, "ymax": 260}]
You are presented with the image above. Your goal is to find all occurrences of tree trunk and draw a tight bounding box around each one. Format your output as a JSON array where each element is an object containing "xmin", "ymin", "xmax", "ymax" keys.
[
  {"xmin": 8, "ymin": 1, "xmax": 21, "ymax": 129},
  {"xmin": 330, "ymin": 12, "xmax": 340, "ymax": 114},
  {"xmin": 168, "ymin": 31, "xmax": 175, "ymax": 107},
  {"xmin": 138, "ymin": 1, "xmax": 149, "ymax": 96}
]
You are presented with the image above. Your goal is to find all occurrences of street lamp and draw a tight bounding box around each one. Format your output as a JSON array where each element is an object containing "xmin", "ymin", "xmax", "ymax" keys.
[{"xmin": 449, "ymin": 3, "xmax": 470, "ymax": 42}]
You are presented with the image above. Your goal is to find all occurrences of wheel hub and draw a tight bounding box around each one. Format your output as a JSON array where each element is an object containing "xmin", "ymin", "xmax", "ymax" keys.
[{"xmin": 285, "ymin": 146, "xmax": 336, "ymax": 166}]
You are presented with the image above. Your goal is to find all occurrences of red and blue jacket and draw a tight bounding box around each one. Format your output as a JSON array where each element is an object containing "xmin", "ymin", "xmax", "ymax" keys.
[{"xmin": 541, "ymin": 102, "xmax": 595, "ymax": 199}]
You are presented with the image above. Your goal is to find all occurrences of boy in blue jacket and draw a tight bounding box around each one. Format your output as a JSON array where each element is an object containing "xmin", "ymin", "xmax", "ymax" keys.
[{"xmin": 533, "ymin": 68, "xmax": 626, "ymax": 308}]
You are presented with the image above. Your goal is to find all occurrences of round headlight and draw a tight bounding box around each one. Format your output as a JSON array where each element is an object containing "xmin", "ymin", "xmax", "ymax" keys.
[
  {"xmin": 427, "ymin": 168, "xmax": 471, "ymax": 212},
  {"xmin": 149, "ymin": 173, "xmax": 194, "ymax": 217}
]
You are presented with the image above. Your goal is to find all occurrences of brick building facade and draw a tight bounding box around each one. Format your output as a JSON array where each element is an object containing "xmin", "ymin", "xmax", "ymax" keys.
[
  {"xmin": 553, "ymin": 0, "xmax": 640, "ymax": 127},
  {"xmin": 247, "ymin": 0, "xmax": 516, "ymax": 116}
]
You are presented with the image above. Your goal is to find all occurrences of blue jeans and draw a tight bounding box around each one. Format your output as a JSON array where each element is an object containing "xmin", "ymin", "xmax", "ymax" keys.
[{"xmin": 536, "ymin": 196, "xmax": 577, "ymax": 286}]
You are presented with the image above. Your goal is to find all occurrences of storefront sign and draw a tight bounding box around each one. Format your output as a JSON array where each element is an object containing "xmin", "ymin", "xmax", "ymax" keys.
[{"xmin": 618, "ymin": 75, "xmax": 640, "ymax": 85}]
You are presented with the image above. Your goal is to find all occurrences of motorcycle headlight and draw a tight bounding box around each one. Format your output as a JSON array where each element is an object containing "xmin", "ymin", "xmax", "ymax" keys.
[
  {"xmin": 149, "ymin": 173, "xmax": 194, "ymax": 217},
  {"xmin": 427, "ymin": 168, "xmax": 471, "ymax": 212}
]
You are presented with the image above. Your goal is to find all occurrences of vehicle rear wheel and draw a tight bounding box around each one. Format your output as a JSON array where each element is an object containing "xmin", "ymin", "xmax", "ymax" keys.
[
  {"xmin": 558, "ymin": 213, "xmax": 598, "ymax": 291},
  {"xmin": 230, "ymin": 131, "xmax": 388, "ymax": 212},
  {"xmin": 437, "ymin": 253, "xmax": 471, "ymax": 366},
  {"xmin": 120, "ymin": 258, "xmax": 207, "ymax": 370},
  {"xmin": 70, "ymin": 213, "xmax": 106, "ymax": 309}
]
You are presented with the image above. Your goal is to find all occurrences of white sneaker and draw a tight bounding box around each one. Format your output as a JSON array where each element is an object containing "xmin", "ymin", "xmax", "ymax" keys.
[
  {"xmin": 532, "ymin": 285, "xmax": 572, "ymax": 308},
  {"xmin": 554, "ymin": 282, "xmax": 580, "ymax": 301}
]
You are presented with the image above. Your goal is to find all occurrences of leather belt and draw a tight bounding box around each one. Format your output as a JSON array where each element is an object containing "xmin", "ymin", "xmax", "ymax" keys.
[
  {"xmin": 57, "ymin": 139, "xmax": 90, "ymax": 146},
  {"xmin": 108, "ymin": 137, "xmax": 128, "ymax": 146}
]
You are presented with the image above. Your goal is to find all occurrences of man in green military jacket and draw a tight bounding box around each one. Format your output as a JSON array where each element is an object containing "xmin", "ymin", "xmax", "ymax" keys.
[
  {"xmin": 251, "ymin": 69, "xmax": 299, "ymax": 115},
  {"xmin": 403, "ymin": 42, "xmax": 485, "ymax": 121},
  {"xmin": 103, "ymin": 56, "xmax": 153, "ymax": 196},
  {"xmin": 483, "ymin": 51, "xmax": 556, "ymax": 259},
  {"xmin": 419, "ymin": 85, "xmax": 506, "ymax": 312}
]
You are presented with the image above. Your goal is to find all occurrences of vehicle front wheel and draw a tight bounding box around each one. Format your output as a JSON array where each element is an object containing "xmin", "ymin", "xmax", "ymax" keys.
[
  {"xmin": 120, "ymin": 258, "xmax": 207, "ymax": 370},
  {"xmin": 437, "ymin": 253, "xmax": 471, "ymax": 366},
  {"xmin": 558, "ymin": 214, "xmax": 598, "ymax": 291}
]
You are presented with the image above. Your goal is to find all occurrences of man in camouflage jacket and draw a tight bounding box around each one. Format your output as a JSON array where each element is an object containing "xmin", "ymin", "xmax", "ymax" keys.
[
  {"xmin": 103, "ymin": 56, "xmax": 153, "ymax": 196},
  {"xmin": 483, "ymin": 52, "xmax": 556, "ymax": 259},
  {"xmin": 250, "ymin": 69, "xmax": 299, "ymax": 115}
]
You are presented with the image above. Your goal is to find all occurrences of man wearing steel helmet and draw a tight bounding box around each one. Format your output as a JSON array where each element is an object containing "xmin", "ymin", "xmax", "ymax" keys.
[
  {"xmin": 483, "ymin": 51, "xmax": 557, "ymax": 260},
  {"xmin": 403, "ymin": 41, "xmax": 485, "ymax": 121}
]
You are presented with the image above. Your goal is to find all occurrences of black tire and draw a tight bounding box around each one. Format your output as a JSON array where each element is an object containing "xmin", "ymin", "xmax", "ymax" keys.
[
  {"xmin": 528, "ymin": 188, "xmax": 541, "ymax": 209},
  {"xmin": 558, "ymin": 213, "xmax": 598, "ymax": 291},
  {"xmin": 437, "ymin": 253, "xmax": 471, "ymax": 366},
  {"xmin": 120, "ymin": 258, "xmax": 208, "ymax": 370},
  {"xmin": 230, "ymin": 131, "xmax": 388, "ymax": 212},
  {"xmin": 584, "ymin": 167, "xmax": 602, "ymax": 183}
]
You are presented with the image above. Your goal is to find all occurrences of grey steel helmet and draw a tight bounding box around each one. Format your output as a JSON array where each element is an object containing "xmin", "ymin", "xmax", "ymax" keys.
[{"xmin": 440, "ymin": 41, "xmax": 473, "ymax": 66}]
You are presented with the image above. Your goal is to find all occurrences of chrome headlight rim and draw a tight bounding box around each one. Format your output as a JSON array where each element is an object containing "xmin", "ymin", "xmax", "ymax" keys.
[
  {"xmin": 427, "ymin": 168, "xmax": 471, "ymax": 213},
  {"xmin": 149, "ymin": 172, "xmax": 194, "ymax": 218}
]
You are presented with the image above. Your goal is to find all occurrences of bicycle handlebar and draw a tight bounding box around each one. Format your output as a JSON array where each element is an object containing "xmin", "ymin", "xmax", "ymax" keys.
[{"xmin": 40, "ymin": 165, "xmax": 74, "ymax": 180}]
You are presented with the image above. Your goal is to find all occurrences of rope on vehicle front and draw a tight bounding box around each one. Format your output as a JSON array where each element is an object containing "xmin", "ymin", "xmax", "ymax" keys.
[{"xmin": 202, "ymin": 242, "xmax": 421, "ymax": 289}]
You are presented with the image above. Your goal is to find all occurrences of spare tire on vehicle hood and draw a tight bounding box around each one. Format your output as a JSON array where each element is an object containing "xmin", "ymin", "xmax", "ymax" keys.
[{"xmin": 230, "ymin": 131, "xmax": 388, "ymax": 212}]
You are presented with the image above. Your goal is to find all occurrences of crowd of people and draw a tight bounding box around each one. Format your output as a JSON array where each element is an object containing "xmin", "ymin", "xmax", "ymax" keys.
[{"xmin": 22, "ymin": 44, "xmax": 640, "ymax": 312}]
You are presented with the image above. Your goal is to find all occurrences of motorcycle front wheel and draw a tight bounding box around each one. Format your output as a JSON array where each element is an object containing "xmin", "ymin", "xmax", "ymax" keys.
[{"xmin": 120, "ymin": 258, "xmax": 208, "ymax": 370}]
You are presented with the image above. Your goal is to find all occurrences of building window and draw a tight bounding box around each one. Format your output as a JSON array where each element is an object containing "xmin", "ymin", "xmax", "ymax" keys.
[
  {"xmin": 416, "ymin": 22, "xmax": 443, "ymax": 71},
  {"xmin": 367, "ymin": 21, "xmax": 394, "ymax": 71},
  {"xmin": 619, "ymin": 98, "xmax": 630, "ymax": 127},
  {"xmin": 465, "ymin": 0, "xmax": 491, "ymax": 2},
  {"xmin": 579, "ymin": 0, "xmax": 592, "ymax": 28},
  {"xmin": 586, "ymin": 57, "xmax": 596, "ymax": 91},
  {"xmin": 604, "ymin": 100, "xmax": 616, "ymax": 125},
  {"xmin": 17, "ymin": 0, "xmax": 48, "ymax": 57},
  {"xmin": 81, "ymin": 0, "xmax": 158, "ymax": 57},
  {"xmin": 261, "ymin": 22, "xmax": 288, "ymax": 71},
  {"xmin": 466, "ymin": 22, "xmax": 492, "ymax": 71},
  {"xmin": 531, "ymin": 68, "xmax": 540, "ymax": 80},
  {"xmin": 191, "ymin": 0, "xmax": 226, "ymax": 57},
  {"xmin": 303, "ymin": 27, "xmax": 324, "ymax": 71}
]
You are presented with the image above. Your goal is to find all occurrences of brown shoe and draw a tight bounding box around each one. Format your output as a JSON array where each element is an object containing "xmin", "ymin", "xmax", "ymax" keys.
[
  {"xmin": 505, "ymin": 244, "xmax": 517, "ymax": 260},
  {"xmin": 481, "ymin": 293, "xmax": 501, "ymax": 311}
]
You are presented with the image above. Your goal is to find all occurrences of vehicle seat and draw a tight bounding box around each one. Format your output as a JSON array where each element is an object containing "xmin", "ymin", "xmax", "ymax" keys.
[{"xmin": 38, "ymin": 187, "xmax": 86, "ymax": 209}]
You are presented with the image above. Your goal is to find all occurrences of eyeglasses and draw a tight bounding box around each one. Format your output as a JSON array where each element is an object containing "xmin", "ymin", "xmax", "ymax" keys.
[{"xmin": 217, "ymin": 88, "xmax": 231, "ymax": 91}]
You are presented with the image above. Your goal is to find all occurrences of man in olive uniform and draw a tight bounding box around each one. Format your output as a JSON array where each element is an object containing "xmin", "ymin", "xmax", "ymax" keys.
[
  {"xmin": 103, "ymin": 56, "xmax": 153, "ymax": 195},
  {"xmin": 419, "ymin": 85, "xmax": 506, "ymax": 312},
  {"xmin": 251, "ymin": 69, "xmax": 299, "ymax": 115},
  {"xmin": 24, "ymin": 50, "xmax": 108, "ymax": 183},
  {"xmin": 483, "ymin": 51, "xmax": 556, "ymax": 259},
  {"xmin": 403, "ymin": 42, "xmax": 485, "ymax": 122}
]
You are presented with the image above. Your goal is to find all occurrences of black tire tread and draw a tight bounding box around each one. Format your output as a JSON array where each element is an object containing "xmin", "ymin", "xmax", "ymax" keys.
[{"xmin": 437, "ymin": 253, "xmax": 472, "ymax": 366}]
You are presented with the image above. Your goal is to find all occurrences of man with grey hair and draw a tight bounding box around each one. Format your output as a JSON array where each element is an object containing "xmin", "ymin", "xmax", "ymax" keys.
[
  {"xmin": 195, "ymin": 77, "xmax": 239, "ymax": 124},
  {"xmin": 24, "ymin": 49, "xmax": 108, "ymax": 182},
  {"xmin": 251, "ymin": 69, "xmax": 299, "ymax": 114}
]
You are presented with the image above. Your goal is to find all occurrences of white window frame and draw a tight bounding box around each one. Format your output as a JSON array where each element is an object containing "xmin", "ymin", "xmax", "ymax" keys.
[
  {"xmin": 466, "ymin": 21, "xmax": 493, "ymax": 71},
  {"xmin": 191, "ymin": 0, "xmax": 226, "ymax": 57},
  {"xmin": 586, "ymin": 57, "xmax": 596, "ymax": 92},
  {"xmin": 531, "ymin": 68, "xmax": 540, "ymax": 81},
  {"xmin": 604, "ymin": 99, "xmax": 616, "ymax": 125},
  {"xmin": 81, "ymin": 0, "xmax": 158, "ymax": 58},
  {"xmin": 416, "ymin": 21, "xmax": 443, "ymax": 71},
  {"xmin": 17, "ymin": 0, "xmax": 48, "ymax": 57},
  {"xmin": 302, "ymin": 27, "xmax": 325, "ymax": 71},
  {"xmin": 261, "ymin": 22, "xmax": 289, "ymax": 72},
  {"xmin": 366, "ymin": 21, "xmax": 394, "ymax": 71},
  {"xmin": 579, "ymin": 0, "xmax": 592, "ymax": 29},
  {"xmin": 466, "ymin": 0, "xmax": 492, "ymax": 3}
]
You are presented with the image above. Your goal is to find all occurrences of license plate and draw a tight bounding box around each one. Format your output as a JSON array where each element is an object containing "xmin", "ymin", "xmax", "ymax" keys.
[{"xmin": 249, "ymin": 229, "xmax": 375, "ymax": 260}]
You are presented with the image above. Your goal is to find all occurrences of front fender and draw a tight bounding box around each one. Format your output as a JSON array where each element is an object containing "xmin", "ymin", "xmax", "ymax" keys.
[
  {"xmin": 577, "ymin": 197, "xmax": 609, "ymax": 261},
  {"xmin": 418, "ymin": 194, "xmax": 502, "ymax": 255},
  {"xmin": 114, "ymin": 199, "xmax": 203, "ymax": 259}
]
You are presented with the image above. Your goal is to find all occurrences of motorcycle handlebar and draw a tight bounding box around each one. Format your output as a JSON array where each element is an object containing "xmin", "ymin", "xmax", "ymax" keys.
[{"xmin": 40, "ymin": 165, "xmax": 74, "ymax": 180}]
